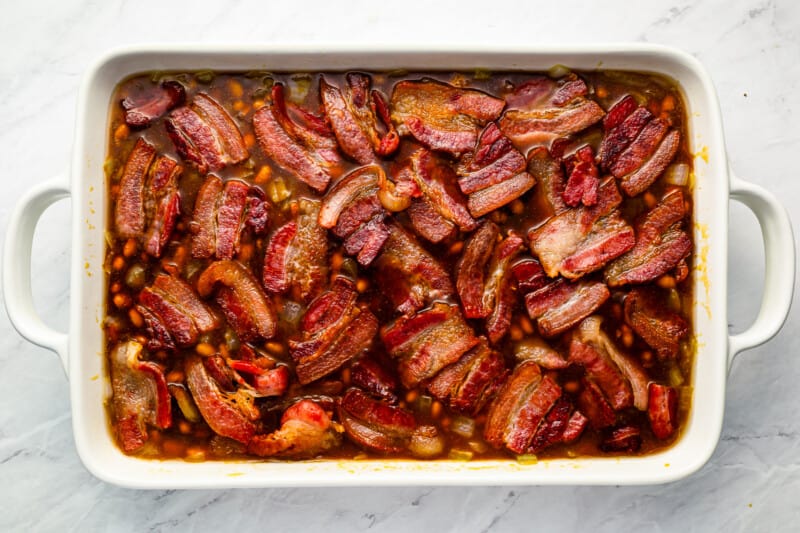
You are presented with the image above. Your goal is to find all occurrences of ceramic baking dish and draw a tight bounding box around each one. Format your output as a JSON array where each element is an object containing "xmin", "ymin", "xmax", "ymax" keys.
[{"xmin": 3, "ymin": 44, "xmax": 795, "ymax": 488}]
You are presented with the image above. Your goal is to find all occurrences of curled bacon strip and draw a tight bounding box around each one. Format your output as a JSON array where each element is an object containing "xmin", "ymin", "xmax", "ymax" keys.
[
  {"xmin": 391, "ymin": 79, "xmax": 505, "ymax": 155},
  {"xmin": 110, "ymin": 340, "xmax": 172, "ymax": 453},
  {"xmin": 625, "ymin": 287, "xmax": 688, "ymax": 360},
  {"xmin": 320, "ymin": 73, "xmax": 399, "ymax": 164},
  {"xmin": 253, "ymin": 84, "xmax": 342, "ymax": 192},
  {"xmin": 122, "ymin": 80, "xmax": 185, "ymax": 128},
  {"xmin": 407, "ymin": 149, "xmax": 477, "ymax": 233},
  {"xmin": 524, "ymin": 277, "xmax": 610, "ymax": 338},
  {"xmin": 338, "ymin": 389, "xmax": 417, "ymax": 453},
  {"xmin": 197, "ymin": 260, "xmax": 277, "ymax": 340}
]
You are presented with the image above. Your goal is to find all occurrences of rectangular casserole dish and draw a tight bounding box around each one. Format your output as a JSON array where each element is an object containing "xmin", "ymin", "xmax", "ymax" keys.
[{"xmin": 3, "ymin": 43, "xmax": 795, "ymax": 488}]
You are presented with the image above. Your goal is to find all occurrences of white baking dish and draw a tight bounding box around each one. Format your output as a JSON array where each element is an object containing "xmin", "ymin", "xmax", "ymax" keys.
[{"xmin": 3, "ymin": 44, "xmax": 795, "ymax": 488}]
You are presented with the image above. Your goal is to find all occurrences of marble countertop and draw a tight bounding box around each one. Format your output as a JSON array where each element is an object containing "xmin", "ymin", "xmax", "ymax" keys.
[{"xmin": 1, "ymin": 0, "xmax": 798, "ymax": 530}]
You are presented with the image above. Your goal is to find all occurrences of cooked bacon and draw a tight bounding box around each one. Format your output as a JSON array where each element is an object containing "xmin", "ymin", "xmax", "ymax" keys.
[
  {"xmin": 467, "ymin": 172, "xmax": 537, "ymax": 218},
  {"xmin": 122, "ymin": 80, "xmax": 185, "ymax": 128},
  {"xmin": 110, "ymin": 340, "xmax": 171, "ymax": 453},
  {"xmin": 190, "ymin": 176, "xmax": 265, "ymax": 260},
  {"xmin": 648, "ymin": 383, "xmax": 678, "ymax": 439},
  {"xmin": 456, "ymin": 221, "xmax": 500, "ymax": 318},
  {"xmin": 600, "ymin": 425, "xmax": 642, "ymax": 453},
  {"xmin": 374, "ymin": 222, "xmax": 454, "ymax": 315},
  {"xmin": 229, "ymin": 361, "xmax": 290, "ymax": 397},
  {"xmin": 620, "ymin": 130, "xmax": 681, "ymax": 196},
  {"xmin": 610, "ymin": 118, "xmax": 669, "ymax": 177},
  {"xmin": 248, "ymin": 399, "xmax": 340, "ymax": 457},
  {"xmin": 427, "ymin": 341, "xmax": 507, "ymax": 415},
  {"xmin": 528, "ymin": 397, "xmax": 573, "ymax": 453},
  {"xmin": 484, "ymin": 232, "xmax": 525, "ymax": 343},
  {"xmin": 290, "ymin": 277, "xmax": 378, "ymax": 384},
  {"xmin": 561, "ymin": 410, "xmax": 588, "ymax": 444},
  {"xmin": 339, "ymin": 388, "xmax": 416, "ymax": 453},
  {"xmin": 526, "ymin": 146, "xmax": 568, "ymax": 215},
  {"xmin": 115, "ymin": 138, "xmax": 156, "ymax": 239},
  {"xmin": 407, "ymin": 149, "xmax": 476, "ymax": 231},
  {"xmin": 514, "ymin": 337, "xmax": 568, "ymax": 370},
  {"xmin": 138, "ymin": 274, "xmax": 219, "ymax": 347},
  {"xmin": 166, "ymin": 93, "xmax": 248, "ymax": 173},
  {"xmin": 381, "ymin": 303, "xmax": 479, "ymax": 388},
  {"xmin": 391, "ymin": 80, "xmax": 504, "ymax": 155},
  {"xmin": 605, "ymin": 188, "xmax": 691, "ymax": 286},
  {"xmin": 625, "ymin": 287, "xmax": 688, "ymax": 359},
  {"xmin": 529, "ymin": 177, "xmax": 635, "ymax": 279},
  {"xmin": 570, "ymin": 338, "xmax": 633, "ymax": 410},
  {"xmin": 142, "ymin": 156, "xmax": 182, "ymax": 257},
  {"xmin": 524, "ymin": 279, "xmax": 610, "ymax": 338},
  {"xmin": 511, "ymin": 257, "xmax": 549, "ymax": 293},
  {"xmin": 598, "ymin": 106, "xmax": 653, "ymax": 171},
  {"xmin": 186, "ymin": 355, "xmax": 256, "ymax": 444},
  {"xmin": 351, "ymin": 358, "xmax": 399, "ymax": 403},
  {"xmin": 197, "ymin": 260, "xmax": 277, "ymax": 340},
  {"xmin": 320, "ymin": 74, "xmax": 399, "ymax": 164},
  {"xmin": 319, "ymin": 166, "xmax": 392, "ymax": 263},
  {"xmin": 407, "ymin": 198, "xmax": 456, "ymax": 243},
  {"xmin": 562, "ymin": 145, "xmax": 599, "ymax": 207},
  {"xmin": 499, "ymin": 74, "xmax": 605, "ymax": 147},
  {"xmin": 253, "ymin": 84, "xmax": 342, "ymax": 192},
  {"xmin": 602, "ymin": 94, "xmax": 639, "ymax": 130},
  {"xmin": 484, "ymin": 361, "xmax": 563, "ymax": 453},
  {"xmin": 262, "ymin": 200, "xmax": 328, "ymax": 302},
  {"xmin": 574, "ymin": 316, "xmax": 649, "ymax": 411},
  {"xmin": 136, "ymin": 305, "xmax": 175, "ymax": 352},
  {"xmin": 576, "ymin": 378, "xmax": 616, "ymax": 429},
  {"xmin": 215, "ymin": 286, "xmax": 258, "ymax": 342}
]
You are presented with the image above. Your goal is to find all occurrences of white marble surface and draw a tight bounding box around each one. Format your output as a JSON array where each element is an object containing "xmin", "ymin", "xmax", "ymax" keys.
[{"xmin": 1, "ymin": 0, "xmax": 798, "ymax": 530}]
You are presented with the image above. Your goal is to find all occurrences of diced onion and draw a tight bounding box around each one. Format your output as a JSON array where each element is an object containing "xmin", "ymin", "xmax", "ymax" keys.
[
  {"xmin": 468, "ymin": 440, "xmax": 489, "ymax": 454},
  {"xmin": 378, "ymin": 187, "xmax": 411, "ymax": 212},
  {"xmin": 667, "ymin": 364, "xmax": 685, "ymax": 388},
  {"xmin": 516, "ymin": 454, "xmax": 539, "ymax": 465},
  {"xmin": 409, "ymin": 425, "xmax": 446, "ymax": 459},
  {"xmin": 450, "ymin": 415, "xmax": 476, "ymax": 439},
  {"xmin": 548, "ymin": 64, "xmax": 572, "ymax": 79},
  {"xmin": 664, "ymin": 163, "xmax": 690, "ymax": 186},
  {"xmin": 169, "ymin": 384, "xmax": 201, "ymax": 423},
  {"xmin": 448, "ymin": 449, "xmax": 474, "ymax": 461}
]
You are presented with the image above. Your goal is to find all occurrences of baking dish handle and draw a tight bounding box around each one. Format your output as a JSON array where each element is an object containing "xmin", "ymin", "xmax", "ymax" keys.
[
  {"xmin": 3, "ymin": 174, "xmax": 71, "ymax": 375},
  {"xmin": 728, "ymin": 170, "xmax": 795, "ymax": 368}
]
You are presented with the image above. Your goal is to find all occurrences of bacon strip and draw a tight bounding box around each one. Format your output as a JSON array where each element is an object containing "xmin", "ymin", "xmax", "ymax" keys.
[
  {"xmin": 142, "ymin": 156, "xmax": 182, "ymax": 257},
  {"xmin": 110, "ymin": 340, "xmax": 171, "ymax": 453},
  {"xmin": 339, "ymin": 389, "xmax": 417, "ymax": 453},
  {"xmin": 524, "ymin": 278, "xmax": 610, "ymax": 338},
  {"xmin": 190, "ymin": 176, "xmax": 259, "ymax": 260},
  {"xmin": 408, "ymin": 149, "xmax": 476, "ymax": 231},
  {"xmin": 605, "ymin": 188, "xmax": 691, "ymax": 286},
  {"xmin": 381, "ymin": 303, "xmax": 479, "ymax": 388},
  {"xmin": 248, "ymin": 399, "xmax": 340, "ymax": 457},
  {"xmin": 351, "ymin": 358, "xmax": 399, "ymax": 403},
  {"xmin": 570, "ymin": 339, "xmax": 633, "ymax": 410},
  {"xmin": 407, "ymin": 199, "xmax": 456, "ymax": 243},
  {"xmin": 253, "ymin": 84, "xmax": 341, "ymax": 192},
  {"xmin": 625, "ymin": 287, "xmax": 688, "ymax": 359},
  {"xmin": 122, "ymin": 80, "xmax": 185, "ymax": 128},
  {"xmin": 577, "ymin": 378, "xmax": 616, "ymax": 429},
  {"xmin": 115, "ymin": 138, "xmax": 156, "ymax": 239},
  {"xmin": 391, "ymin": 80, "xmax": 504, "ymax": 155},
  {"xmin": 374, "ymin": 222, "xmax": 454, "ymax": 315},
  {"xmin": 526, "ymin": 146, "xmax": 568, "ymax": 215},
  {"xmin": 562, "ymin": 145, "xmax": 599, "ymax": 207},
  {"xmin": 197, "ymin": 260, "xmax": 277, "ymax": 340},
  {"xmin": 456, "ymin": 221, "xmax": 500, "ymax": 318},
  {"xmin": 648, "ymin": 383, "xmax": 678, "ymax": 439},
  {"xmin": 529, "ymin": 177, "xmax": 635, "ymax": 279}
]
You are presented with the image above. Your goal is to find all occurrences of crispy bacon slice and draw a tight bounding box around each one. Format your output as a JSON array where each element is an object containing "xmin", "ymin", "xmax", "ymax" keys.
[
  {"xmin": 511, "ymin": 256, "xmax": 549, "ymax": 293},
  {"xmin": 190, "ymin": 176, "xmax": 265, "ymax": 260},
  {"xmin": 115, "ymin": 138, "xmax": 156, "ymax": 239},
  {"xmin": 339, "ymin": 388, "xmax": 417, "ymax": 453},
  {"xmin": 562, "ymin": 145, "xmax": 599, "ymax": 207},
  {"xmin": 253, "ymin": 84, "xmax": 342, "ymax": 192},
  {"xmin": 320, "ymin": 73, "xmax": 399, "ymax": 164},
  {"xmin": 142, "ymin": 156, "xmax": 182, "ymax": 257},
  {"xmin": 262, "ymin": 199, "xmax": 328, "ymax": 302},
  {"xmin": 625, "ymin": 287, "xmax": 688, "ymax": 359},
  {"xmin": 484, "ymin": 361, "xmax": 563, "ymax": 453},
  {"xmin": 499, "ymin": 74, "xmax": 605, "ymax": 147},
  {"xmin": 186, "ymin": 355, "xmax": 257, "ymax": 444},
  {"xmin": 248, "ymin": 399, "xmax": 340, "ymax": 457},
  {"xmin": 648, "ymin": 383, "xmax": 678, "ymax": 439},
  {"xmin": 290, "ymin": 276, "xmax": 378, "ymax": 384},
  {"xmin": 561, "ymin": 410, "xmax": 589, "ymax": 444},
  {"xmin": 619, "ymin": 130, "xmax": 681, "ymax": 196},
  {"xmin": 598, "ymin": 103, "xmax": 653, "ymax": 171},
  {"xmin": 524, "ymin": 278, "xmax": 610, "ymax": 338},
  {"xmin": 374, "ymin": 222, "xmax": 454, "ymax": 315},
  {"xmin": 484, "ymin": 232, "xmax": 525, "ymax": 343},
  {"xmin": 529, "ymin": 177, "xmax": 635, "ymax": 279},
  {"xmin": 110, "ymin": 340, "xmax": 172, "ymax": 453},
  {"xmin": 407, "ymin": 198, "xmax": 456, "ymax": 243},
  {"xmin": 351, "ymin": 358, "xmax": 399, "ymax": 403},
  {"xmin": 514, "ymin": 337, "xmax": 568, "ymax": 370},
  {"xmin": 456, "ymin": 123, "xmax": 536, "ymax": 217},
  {"xmin": 573, "ymin": 316, "xmax": 649, "ymax": 411},
  {"xmin": 609, "ymin": 118, "xmax": 669, "ymax": 177},
  {"xmin": 427, "ymin": 341, "xmax": 507, "ymax": 415},
  {"xmin": 528, "ymin": 397, "xmax": 573, "ymax": 453},
  {"xmin": 605, "ymin": 188, "xmax": 691, "ymax": 286},
  {"xmin": 576, "ymin": 377, "xmax": 616, "ymax": 429},
  {"xmin": 197, "ymin": 260, "xmax": 277, "ymax": 340},
  {"xmin": 526, "ymin": 146, "xmax": 568, "ymax": 215},
  {"xmin": 137, "ymin": 274, "xmax": 219, "ymax": 347},
  {"xmin": 600, "ymin": 425, "xmax": 642, "ymax": 453},
  {"xmin": 122, "ymin": 80, "xmax": 185, "ymax": 128},
  {"xmin": 166, "ymin": 93, "xmax": 248, "ymax": 173},
  {"xmin": 319, "ymin": 166, "xmax": 391, "ymax": 263},
  {"xmin": 136, "ymin": 305, "xmax": 175, "ymax": 352},
  {"xmin": 391, "ymin": 80, "xmax": 505, "ymax": 155},
  {"xmin": 456, "ymin": 221, "xmax": 499, "ymax": 318},
  {"xmin": 570, "ymin": 336, "xmax": 633, "ymax": 410},
  {"xmin": 407, "ymin": 149, "xmax": 477, "ymax": 231},
  {"xmin": 381, "ymin": 303, "xmax": 479, "ymax": 388}
]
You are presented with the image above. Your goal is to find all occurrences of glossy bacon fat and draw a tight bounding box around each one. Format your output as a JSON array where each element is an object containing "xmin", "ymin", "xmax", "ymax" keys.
[{"xmin": 105, "ymin": 69, "xmax": 693, "ymax": 462}]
